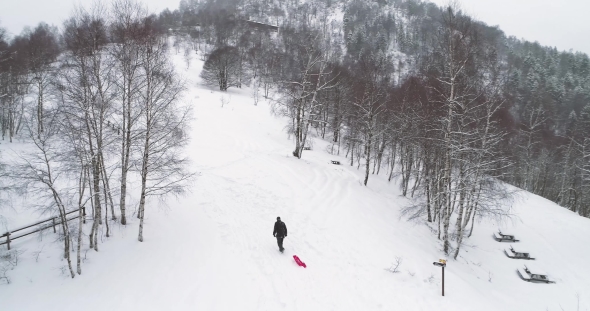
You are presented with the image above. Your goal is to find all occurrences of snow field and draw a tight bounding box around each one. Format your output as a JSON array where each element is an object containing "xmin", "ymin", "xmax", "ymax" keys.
[{"xmin": 0, "ymin": 47, "xmax": 589, "ymax": 311}]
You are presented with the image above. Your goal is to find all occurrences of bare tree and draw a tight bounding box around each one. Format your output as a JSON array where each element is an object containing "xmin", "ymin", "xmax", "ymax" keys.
[
  {"xmin": 136, "ymin": 20, "xmax": 194, "ymax": 242},
  {"xmin": 427, "ymin": 4, "xmax": 481, "ymax": 255},
  {"xmin": 110, "ymin": 0, "xmax": 148, "ymax": 225},
  {"xmin": 350, "ymin": 52, "xmax": 390, "ymax": 185},
  {"xmin": 60, "ymin": 3, "xmax": 114, "ymax": 250},
  {"xmin": 277, "ymin": 29, "xmax": 338, "ymax": 159},
  {"xmin": 14, "ymin": 112, "xmax": 75, "ymax": 278},
  {"xmin": 59, "ymin": 95, "xmax": 97, "ymax": 275},
  {"xmin": 200, "ymin": 45, "xmax": 241, "ymax": 91},
  {"xmin": 25, "ymin": 23, "xmax": 60, "ymax": 139},
  {"xmin": 392, "ymin": 4, "xmax": 515, "ymax": 258},
  {"xmin": 183, "ymin": 40, "xmax": 192, "ymax": 69}
]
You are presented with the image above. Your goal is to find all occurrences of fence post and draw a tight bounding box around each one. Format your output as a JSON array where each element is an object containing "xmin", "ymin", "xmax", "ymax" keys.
[
  {"xmin": 6, "ymin": 232, "xmax": 10, "ymax": 250},
  {"xmin": 52, "ymin": 217, "xmax": 56, "ymax": 233}
]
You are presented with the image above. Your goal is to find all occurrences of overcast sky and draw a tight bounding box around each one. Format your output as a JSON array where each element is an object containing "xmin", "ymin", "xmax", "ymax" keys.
[
  {"xmin": 429, "ymin": 0, "xmax": 590, "ymax": 55},
  {"xmin": 0, "ymin": 0, "xmax": 175, "ymax": 36},
  {"xmin": 1, "ymin": 0, "xmax": 589, "ymax": 55}
]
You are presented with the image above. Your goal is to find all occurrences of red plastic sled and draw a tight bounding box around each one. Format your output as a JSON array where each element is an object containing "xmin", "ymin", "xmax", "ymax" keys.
[{"xmin": 293, "ymin": 255, "xmax": 307, "ymax": 268}]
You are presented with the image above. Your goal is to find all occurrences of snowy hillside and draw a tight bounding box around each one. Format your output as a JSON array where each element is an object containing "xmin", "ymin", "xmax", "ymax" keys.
[{"xmin": 1, "ymin": 49, "xmax": 589, "ymax": 311}]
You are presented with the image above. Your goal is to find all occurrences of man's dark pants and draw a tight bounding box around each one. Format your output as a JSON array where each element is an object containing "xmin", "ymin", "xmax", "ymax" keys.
[{"xmin": 276, "ymin": 236, "xmax": 284, "ymax": 251}]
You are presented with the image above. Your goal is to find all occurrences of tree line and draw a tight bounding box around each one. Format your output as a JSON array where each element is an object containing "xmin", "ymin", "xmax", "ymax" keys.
[
  {"xmin": 176, "ymin": 0, "xmax": 589, "ymax": 258},
  {"xmin": 0, "ymin": 0, "xmax": 193, "ymax": 277}
]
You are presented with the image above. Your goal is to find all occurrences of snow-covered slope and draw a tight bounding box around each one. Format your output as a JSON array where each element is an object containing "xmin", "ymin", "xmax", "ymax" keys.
[{"xmin": 0, "ymin": 50, "xmax": 589, "ymax": 311}]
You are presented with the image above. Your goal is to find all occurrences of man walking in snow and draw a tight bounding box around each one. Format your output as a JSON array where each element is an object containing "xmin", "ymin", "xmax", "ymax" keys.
[{"xmin": 273, "ymin": 217, "xmax": 288, "ymax": 252}]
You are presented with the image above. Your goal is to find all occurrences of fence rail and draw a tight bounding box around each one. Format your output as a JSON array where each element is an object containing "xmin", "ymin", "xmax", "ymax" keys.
[{"xmin": 1, "ymin": 209, "xmax": 85, "ymax": 250}]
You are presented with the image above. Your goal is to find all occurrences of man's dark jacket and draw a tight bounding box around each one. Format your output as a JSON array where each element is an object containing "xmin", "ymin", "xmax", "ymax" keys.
[{"xmin": 273, "ymin": 221, "xmax": 288, "ymax": 238}]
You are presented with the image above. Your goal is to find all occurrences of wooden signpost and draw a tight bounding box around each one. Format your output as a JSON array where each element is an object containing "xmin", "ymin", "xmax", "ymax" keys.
[{"xmin": 433, "ymin": 259, "xmax": 447, "ymax": 296}]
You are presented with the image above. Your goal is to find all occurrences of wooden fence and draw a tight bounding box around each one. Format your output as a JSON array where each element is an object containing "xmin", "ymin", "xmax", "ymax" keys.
[{"xmin": 1, "ymin": 209, "xmax": 85, "ymax": 250}]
